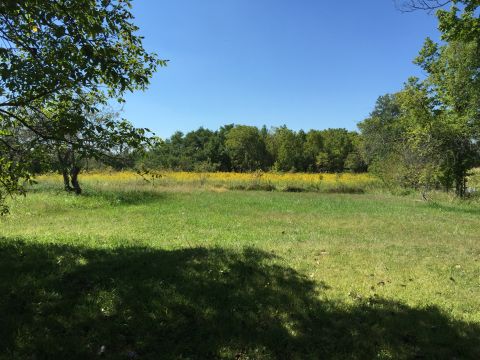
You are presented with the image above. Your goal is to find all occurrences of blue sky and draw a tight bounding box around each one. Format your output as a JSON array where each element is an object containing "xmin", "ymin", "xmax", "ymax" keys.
[{"xmin": 121, "ymin": 0, "xmax": 441, "ymax": 138}]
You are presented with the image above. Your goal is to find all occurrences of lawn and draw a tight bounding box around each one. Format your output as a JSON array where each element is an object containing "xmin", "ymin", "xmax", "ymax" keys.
[{"xmin": 1, "ymin": 176, "xmax": 480, "ymax": 359}]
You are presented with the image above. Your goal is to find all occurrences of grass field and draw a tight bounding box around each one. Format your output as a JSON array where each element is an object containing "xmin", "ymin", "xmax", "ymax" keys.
[
  {"xmin": 1, "ymin": 173, "xmax": 480, "ymax": 359},
  {"xmin": 35, "ymin": 170, "xmax": 380, "ymax": 194}
]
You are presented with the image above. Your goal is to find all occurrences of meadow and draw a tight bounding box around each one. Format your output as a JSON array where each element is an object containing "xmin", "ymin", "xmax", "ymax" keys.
[
  {"xmin": 36, "ymin": 170, "xmax": 381, "ymax": 194},
  {"xmin": 1, "ymin": 172, "xmax": 480, "ymax": 359}
]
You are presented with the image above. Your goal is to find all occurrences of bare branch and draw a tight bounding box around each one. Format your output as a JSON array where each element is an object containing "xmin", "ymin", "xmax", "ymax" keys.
[{"xmin": 394, "ymin": 0, "xmax": 453, "ymax": 13}]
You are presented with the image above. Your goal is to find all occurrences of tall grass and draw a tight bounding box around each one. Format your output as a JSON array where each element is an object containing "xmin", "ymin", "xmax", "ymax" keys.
[{"xmin": 35, "ymin": 170, "xmax": 381, "ymax": 194}]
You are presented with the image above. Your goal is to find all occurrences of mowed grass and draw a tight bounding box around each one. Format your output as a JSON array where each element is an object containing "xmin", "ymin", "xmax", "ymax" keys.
[{"xmin": 1, "ymin": 175, "xmax": 480, "ymax": 359}]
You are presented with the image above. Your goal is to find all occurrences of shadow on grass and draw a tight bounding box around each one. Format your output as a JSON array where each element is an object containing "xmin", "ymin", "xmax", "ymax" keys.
[
  {"xmin": 81, "ymin": 189, "xmax": 169, "ymax": 206},
  {"xmin": 30, "ymin": 183, "xmax": 169, "ymax": 207},
  {"xmin": 427, "ymin": 201, "xmax": 480, "ymax": 216},
  {"xmin": 0, "ymin": 238, "xmax": 478, "ymax": 359}
]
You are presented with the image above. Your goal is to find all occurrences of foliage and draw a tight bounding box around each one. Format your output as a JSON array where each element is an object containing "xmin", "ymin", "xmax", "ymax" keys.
[
  {"xmin": 4, "ymin": 92, "xmax": 153, "ymax": 194},
  {"xmin": 266, "ymin": 126, "xmax": 304, "ymax": 172},
  {"xmin": 435, "ymin": 0, "xmax": 480, "ymax": 43},
  {"xmin": 0, "ymin": 0, "xmax": 164, "ymax": 210},
  {"xmin": 0, "ymin": 159, "xmax": 33, "ymax": 215},
  {"xmin": 316, "ymin": 129, "xmax": 356, "ymax": 172},
  {"xmin": 225, "ymin": 125, "xmax": 270, "ymax": 172},
  {"xmin": 141, "ymin": 126, "xmax": 233, "ymax": 172},
  {"xmin": 0, "ymin": 0, "xmax": 162, "ymax": 105},
  {"xmin": 358, "ymin": 94, "xmax": 403, "ymax": 165},
  {"xmin": 141, "ymin": 124, "xmax": 365, "ymax": 174},
  {"xmin": 361, "ymin": 0, "xmax": 480, "ymax": 197}
]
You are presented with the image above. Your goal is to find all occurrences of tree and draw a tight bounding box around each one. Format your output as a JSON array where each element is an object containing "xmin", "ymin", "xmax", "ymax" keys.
[
  {"xmin": 51, "ymin": 100, "xmax": 149, "ymax": 194},
  {"xmin": 358, "ymin": 94, "xmax": 403, "ymax": 165},
  {"xmin": 396, "ymin": 78, "xmax": 446, "ymax": 191},
  {"xmin": 267, "ymin": 126, "xmax": 305, "ymax": 172},
  {"xmin": 225, "ymin": 125, "xmax": 268, "ymax": 172},
  {"xmin": 0, "ymin": 128, "xmax": 37, "ymax": 214},
  {"xmin": 317, "ymin": 129, "xmax": 355, "ymax": 172},
  {"xmin": 360, "ymin": 80, "xmax": 454, "ymax": 192},
  {"xmin": 201, "ymin": 125, "xmax": 234, "ymax": 172},
  {"xmin": 415, "ymin": 39, "xmax": 480, "ymax": 195},
  {"xmin": 182, "ymin": 127, "xmax": 224, "ymax": 172},
  {"xmin": 361, "ymin": 73, "xmax": 479, "ymax": 195},
  {"xmin": 412, "ymin": 0, "xmax": 480, "ymax": 195},
  {"xmin": 3, "ymin": 91, "xmax": 152, "ymax": 194},
  {"xmin": 303, "ymin": 130, "xmax": 324, "ymax": 172},
  {"xmin": 0, "ymin": 0, "xmax": 165, "ymax": 210},
  {"xmin": 372, "ymin": 0, "xmax": 480, "ymax": 196},
  {"xmin": 141, "ymin": 125, "xmax": 234, "ymax": 172},
  {"xmin": 344, "ymin": 133, "xmax": 368, "ymax": 173},
  {"xmin": 396, "ymin": 1, "xmax": 479, "ymax": 43},
  {"xmin": 0, "ymin": 0, "xmax": 163, "ymax": 108}
]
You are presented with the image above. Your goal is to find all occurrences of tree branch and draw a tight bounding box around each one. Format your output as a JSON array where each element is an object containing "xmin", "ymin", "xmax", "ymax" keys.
[{"xmin": 394, "ymin": 0, "xmax": 453, "ymax": 13}]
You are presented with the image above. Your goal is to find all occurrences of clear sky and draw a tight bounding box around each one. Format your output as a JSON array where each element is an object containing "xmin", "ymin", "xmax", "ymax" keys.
[{"xmin": 121, "ymin": 0, "xmax": 441, "ymax": 138}]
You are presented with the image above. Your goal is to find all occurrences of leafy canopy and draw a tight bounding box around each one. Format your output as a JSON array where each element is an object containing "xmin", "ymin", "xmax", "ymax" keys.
[{"xmin": 0, "ymin": 0, "xmax": 165, "ymax": 211}]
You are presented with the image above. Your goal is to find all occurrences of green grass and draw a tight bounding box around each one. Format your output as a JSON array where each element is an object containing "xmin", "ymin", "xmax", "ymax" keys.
[{"xmin": 1, "ymin": 182, "xmax": 480, "ymax": 359}]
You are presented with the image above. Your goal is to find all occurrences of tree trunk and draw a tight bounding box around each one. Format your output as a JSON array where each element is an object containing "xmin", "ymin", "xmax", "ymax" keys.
[
  {"xmin": 455, "ymin": 175, "xmax": 466, "ymax": 198},
  {"xmin": 70, "ymin": 166, "xmax": 82, "ymax": 195},
  {"xmin": 62, "ymin": 169, "xmax": 74, "ymax": 192},
  {"xmin": 58, "ymin": 148, "xmax": 82, "ymax": 195}
]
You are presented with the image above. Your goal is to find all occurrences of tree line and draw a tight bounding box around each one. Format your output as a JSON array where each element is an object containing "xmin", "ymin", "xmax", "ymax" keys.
[{"xmin": 139, "ymin": 125, "xmax": 366, "ymax": 174}]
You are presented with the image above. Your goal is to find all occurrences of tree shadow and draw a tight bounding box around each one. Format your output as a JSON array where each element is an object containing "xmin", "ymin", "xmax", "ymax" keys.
[
  {"xmin": 30, "ymin": 184, "xmax": 169, "ymax": 207},
  {"xmin": 427, "ymin": 201, "xmax": 480, "ymax": 216},
  {"xmin": 0, "ymin": 238, "xmax": 478, "ymax": 359},
  {"xmin": 81, "ymin": 189, "xmax": 169, "ymax": 206}
]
